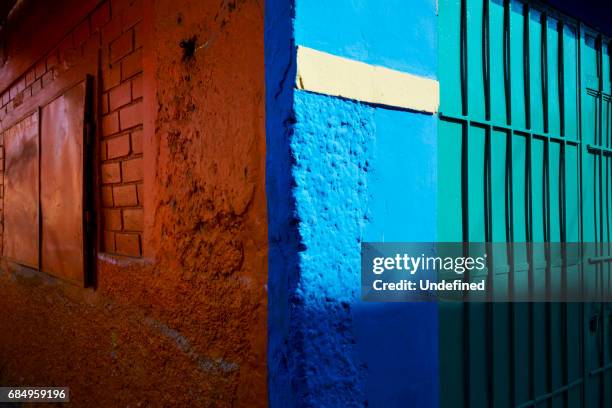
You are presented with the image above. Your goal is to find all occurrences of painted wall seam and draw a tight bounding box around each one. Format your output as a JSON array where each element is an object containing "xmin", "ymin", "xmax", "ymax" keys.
[{"xmin": 295, "ymin": 45, "xmax": 440, "ymax": 113}]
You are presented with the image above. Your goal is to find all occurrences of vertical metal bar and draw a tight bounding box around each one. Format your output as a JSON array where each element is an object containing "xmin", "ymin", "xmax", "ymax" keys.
[
  {"xmin": 502, "ymin": 8, "xmax": 515, "ymax": 403},
  {"xmin": 483, "ymin": 0, "xmax": 491, "ymax": 121},
  {"xmin": 461, "ymin": 0, "xmax": 469, "ymax": 116},
  {"xmin": 483, "ymin": 0, "xmax": 493, "ymax": 393},
  {"xmin": 459, "ymin": 24, "xmax": 470, "ymax": 400},
  {"xmin": 542, "ymin": 12, "xmax": 550, "ymax": 134},
  {"xmin": 502, "ymin": 7, "xmax": 515, "ymax": 403},
  {"xmin": 485, "ymin": 124, "xmax": 494, "ymax": 407},
  {"xmin": 524, "ymin": 12, "xmax": 535, "ymax": 397},
  {"xmin": 561, "ymin": 143, "xmax": 570, "ymax": 408},
  {"xmin": 597, "ymin": 34, "xmax": 605, "ymax": 408},
  {"xmin": 545, "ymin": 138, "xmax": 553, "ymax": 408},
  {"xmin": 504, "ymin": 0, "xmax": 512, "ymax": 126},
  {"xmin": 599, "ymin": 35, "xmax": 604, "ymax": 245},
  {"xmin": 540, "ymin": 16, "xmax": 553, "ymax": 407},
  {"xmin": 559, "ymin": 20, "xmax": 566, "ymax": 138},
  {"xmin": 462, "ymin": 122, "xmax": 471, "ymax": 408},
  {"xmin": 524, "ymin": 3, "xmax": 532, "ymax": 130},
  {"xmin": 557, "ymin": 22, "xmax": 570, "ymax": 407},
  {"xmin": 506, "ymin": 129, "xmax": 517, "ymax": 406},
  {"xmin": 527, "ymin": 132, "xmax": 536, "ymax": 406},
  {"xmin": 578, "ymin": 23, "xmax": 590, "ymax": 408}
]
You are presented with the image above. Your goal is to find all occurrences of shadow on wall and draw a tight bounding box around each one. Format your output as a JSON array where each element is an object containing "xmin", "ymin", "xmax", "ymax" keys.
[{"xmin": 264, "ymin": 0, "xmax": 300, "ymax": 404}]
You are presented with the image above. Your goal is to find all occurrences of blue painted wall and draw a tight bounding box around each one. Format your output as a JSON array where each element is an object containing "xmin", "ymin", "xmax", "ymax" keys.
[
  {"xmin": 295, "ymin": 0, "xmax": 438, "ymax": 78},
  {"xmin": 265, "ymin": 0, "xmax": 440, "ymax": 406},
  {"xmin": 264, "ymin": 0, "xmax": 298, "ymax": 405}
]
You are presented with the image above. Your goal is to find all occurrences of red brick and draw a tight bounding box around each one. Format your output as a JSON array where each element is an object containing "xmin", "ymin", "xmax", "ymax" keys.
[
  {"xmin": 137, "ymin": 183, "xmax": 144, "ymax": 204},
  {"xmin": 31, "ymin": 79, "xmax": 42, "ymax": 97},
  {"xmin": 110, "ymin": 30, "xmax": 133, "ymax": 62},
  {"xmin": 131, "ymin": 75, "xmax": 142, "ymax": 99},
  {"xmin": 109, "ymin": 80, "xmax": 131, "ymax": 110},
  {"xmin": 102, "ymin": 112, "xmax": 119, "ymax": 136},
  {"xmin": 134, "ymin": 22, "xmax": 143, "ymax": 49},
  {"xmin": 102, "ymin": 64, "xmax": 121, "ymax": 91},
  {"xmin": 122, "ymin": 208, "xmax": 143, "ymax": 231},
  {"xmin": 58, "ymin": 36, "xmax": 76, "ymax": 67},
  {"xmin": 101, "ymin": 92, "xmax": 109, "ymax": 114},
  {"xmin": 9, "ymin": 85, "xmax": 18, "ymax": 99},
  {"xmin": 91, "ymin": 2, "xmax": 111, "ymax": 33},
  {"xmin": 122, "ymin": 0, "xmax": 143, "ymax": 29},
  {"xmin": 35, "ymin": 60, "xmax": 46, "ymax": 79},
  {"xmin": 131, "ymin": 129, "xmax": 143, "ymax": 154},
  {"xmin": 74, "ymin": 19, "xmax": 90, "ymax": 45},
  {"xmin": 103, "ymin": 231, "xmax": 115, "ymax": 252},
  {"xmin": 41, "ymin": 70, "xmax": 55, "ymax": 87},
  {"xmin": 100, "ymin": 140, "xmax": 107, "ymax": 160},
  {"xmin": 25, "ymin": 69, "xmax": 36, "ymax": 86},
  {"xmin": 22, "ymin": 87, "xmax": 32, "ymax": 100},
  {"xmin": 111, "ymin": 0, "xmax": 132, "ymax": 15},
  {"xmin": 1, "ymin": 92, "xmax": 9, "ymax": 105},
  {"xmin": 119, "ymin": 101, "xmax": 142, "ymax": 130},
  {"xmin": 104, "ymin": 208, "xmax": 122, "ymax": 230},
  {"xmin": 46, "ymin": 50, "xmax": 59, "ymax": 70},
  {"xmin": 12, "ymin": 92, "xmax": 24, "ymax": 108},
  {"xmin": 115, "ymin": 232, "xmax": 140, "ymax": 256},
  {"xmin": 121, "ymin": 157, "xmax": 143, "ymax": 182},
  {"xmin": 107, "ymin": 134, "xmax": 131, "ymax": 158},
  {"xmin": 101, "ymin": 162, "xmax": 121, "ymax": 184},
  {"xmin": 101, "ymin": 186, "xmax": 114, "ymax": 207},
  {"xmin": 101, "ymin": 15, "xmax": 122, "ymax": 45},
  {"xmin": 113, "ymin": 184, "xmax": 138, "ymax": 206},
  {"xmin": 83, "ymin": 33, "xmax": 101, "ymax": 57},
  {"xmin": 121, "ymin": 48, "xmax": 142, "ymax": 79}
]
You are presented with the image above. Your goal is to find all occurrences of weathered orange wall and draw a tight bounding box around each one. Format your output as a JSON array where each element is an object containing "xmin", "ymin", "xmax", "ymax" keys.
[{"xmin": 0, "ymin": 0, "xmax": 267, "ymax": 406}]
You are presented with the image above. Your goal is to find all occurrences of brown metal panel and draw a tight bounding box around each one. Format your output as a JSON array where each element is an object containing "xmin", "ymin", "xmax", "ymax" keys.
[
  {"xmin": 41, "ymin": 81, "xmax": 86, "ymax": 284},
  {"xmin": 3, "ymin": 113, "xmax": 39, "ymax": 268}
]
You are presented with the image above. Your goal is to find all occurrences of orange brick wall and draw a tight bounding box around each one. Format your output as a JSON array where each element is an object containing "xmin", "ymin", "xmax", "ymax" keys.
[
  {"xmin": 98, "ymin": 0, "xmax": 144, "ymax": 257},
  {"xmin": 0, "ymin": 0, "xmax": 144, "ymax": 258}
]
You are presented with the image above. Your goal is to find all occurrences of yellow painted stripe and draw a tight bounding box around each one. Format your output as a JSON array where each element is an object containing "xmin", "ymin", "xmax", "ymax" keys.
[{"xmin": 296, "ymin": 46, "xmax": 439, "ymax": 113}]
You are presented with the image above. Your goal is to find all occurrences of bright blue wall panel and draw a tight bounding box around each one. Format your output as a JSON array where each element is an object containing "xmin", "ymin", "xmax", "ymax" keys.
[
  {"xmin": 295, "ymin": 0, "xmax": 438, "ymax": 78},
  {"xmin": 354, "ymin": 109, "xmax": 439, "ymax": 407}
]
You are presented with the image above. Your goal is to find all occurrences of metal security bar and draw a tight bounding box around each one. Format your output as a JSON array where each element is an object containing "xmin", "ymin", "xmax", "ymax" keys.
[{"xmin": 438, "ymin": 0, "xmax": 612, "ymax": 407}]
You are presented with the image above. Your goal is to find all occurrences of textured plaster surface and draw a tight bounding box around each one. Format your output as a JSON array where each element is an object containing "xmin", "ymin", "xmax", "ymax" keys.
[{"xmin": 284, "ymin": 91, "xmax": 375, "ymax": 407}]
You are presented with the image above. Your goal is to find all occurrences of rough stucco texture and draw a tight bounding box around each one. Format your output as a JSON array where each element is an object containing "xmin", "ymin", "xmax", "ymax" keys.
[
  {"xmin": 269, "ymin": 90, "xmax": 440, "ymax": 407},
  {"xmin": 0, "ymin": 0, "xmax": 267, "ymax": 406},
  {"xmin": 273, "ymin": 90, "xmax": 375, "ymax": 407}
]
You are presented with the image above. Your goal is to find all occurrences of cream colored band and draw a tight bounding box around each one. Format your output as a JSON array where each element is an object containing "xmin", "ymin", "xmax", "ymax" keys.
[{"xmin": 296, "ymin": 46, "xmax": 439, "ymax": 113}]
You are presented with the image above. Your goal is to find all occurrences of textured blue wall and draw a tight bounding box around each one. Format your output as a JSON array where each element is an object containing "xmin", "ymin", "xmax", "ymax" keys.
[{"xmin": 265, "ymin": 0, "xmax": 439, "ymax": 406}]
